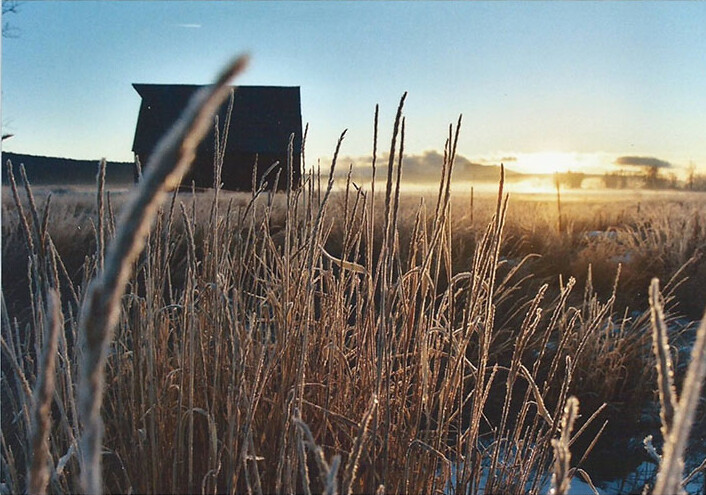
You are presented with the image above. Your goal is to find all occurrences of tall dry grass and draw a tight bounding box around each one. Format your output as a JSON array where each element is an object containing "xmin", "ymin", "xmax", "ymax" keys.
[{"xmin": 1, "ymin": 57, "xmax": 705, "ymax": 495}]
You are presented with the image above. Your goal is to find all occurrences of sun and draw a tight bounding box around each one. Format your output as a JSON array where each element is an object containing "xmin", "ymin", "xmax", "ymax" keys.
[{"xmin": 514, "ymin": 152, "xmax": 582, "ymax": 175}]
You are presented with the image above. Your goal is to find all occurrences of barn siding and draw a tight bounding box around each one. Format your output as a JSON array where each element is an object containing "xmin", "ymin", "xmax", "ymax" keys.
[{"xmin": 132, "ymin": 84, "xmax": 302, "ymax": 191}]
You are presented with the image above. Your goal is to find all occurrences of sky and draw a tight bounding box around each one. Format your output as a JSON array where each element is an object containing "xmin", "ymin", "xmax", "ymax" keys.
[{"xmin": 2, "ymin": 1, "xmax": 706, "ymax": 177}]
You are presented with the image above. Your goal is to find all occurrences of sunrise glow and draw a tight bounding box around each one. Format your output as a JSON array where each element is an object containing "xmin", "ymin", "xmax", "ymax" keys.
[{"xmin": 506, "ymin": 152, "xmax": 612, "ymax": 175}]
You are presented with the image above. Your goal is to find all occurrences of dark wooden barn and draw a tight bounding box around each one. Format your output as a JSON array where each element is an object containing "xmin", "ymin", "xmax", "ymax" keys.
[{"xmin": 132, "ymin": 84, "xmax": 302, "ymax": 191}]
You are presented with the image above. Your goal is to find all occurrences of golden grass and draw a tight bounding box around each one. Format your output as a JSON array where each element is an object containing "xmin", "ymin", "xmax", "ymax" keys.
[{"xmin": 1, "ymin": 57, "xmax": 705, "ymax": 495}]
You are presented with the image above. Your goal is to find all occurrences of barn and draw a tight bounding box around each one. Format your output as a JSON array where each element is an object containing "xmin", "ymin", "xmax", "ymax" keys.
[{"xmin": 132, "ymin": 84, "xmax": 302, "ymax": 191}]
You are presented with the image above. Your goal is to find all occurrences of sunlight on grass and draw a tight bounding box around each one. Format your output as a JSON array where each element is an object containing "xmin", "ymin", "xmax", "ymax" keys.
[{"xmin": 2, "ymin": 58, "xmax": 705, "ymax": 495}]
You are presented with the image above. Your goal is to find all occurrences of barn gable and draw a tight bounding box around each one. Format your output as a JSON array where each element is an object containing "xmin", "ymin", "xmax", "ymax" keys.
[{"xmin": 132, "ymin": 84, "xmax": 302, "ymax": 191}]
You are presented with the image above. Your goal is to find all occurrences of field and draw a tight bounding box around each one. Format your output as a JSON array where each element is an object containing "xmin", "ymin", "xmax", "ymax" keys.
[{"xmin": 2, "ymin": 63, "xmax": 706, "ymax": 495}]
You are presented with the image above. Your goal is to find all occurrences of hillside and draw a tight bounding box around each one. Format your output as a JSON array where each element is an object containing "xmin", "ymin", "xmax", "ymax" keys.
[{"xmin": 1, "ymin": 152, "xmax": 134, "ymax": 186}]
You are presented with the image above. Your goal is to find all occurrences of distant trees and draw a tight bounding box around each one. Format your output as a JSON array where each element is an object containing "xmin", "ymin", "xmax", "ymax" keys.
[
  {"xmin": 687, "ymin": 170, "xmax": 706, "ymax": 191},
  {"xmin": 611, "ymin": 156, "xmax": 676, "ymax": 190},
  {"xmin": 692, "ymin": 175, "xmax": 706, "ymax": 191},
  {"xmin": 644, "ymin": 165, "xmax": 657, "ymax": 188},
  {"xmin": 603, "ymin": 172, "xmax": 628, "ymax": 189},
  {"xmin": 554, "ymin": 171, "xmax": 585, "ymax": 189},
  {"xmin": 686, "ymin": 162, "xmax": 696, "ymax": 191},
  {"xmin": 603, "ymin": 163, "xmax": 703, "ymax": 190},
  {"xmin": 559, "ymin": 166, "xmax": 706, "ymax": 191}
]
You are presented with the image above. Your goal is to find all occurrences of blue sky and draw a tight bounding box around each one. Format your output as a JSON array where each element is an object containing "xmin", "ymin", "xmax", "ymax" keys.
[{"xmin": 2, "ymin": 1, "xmax": 705, "ymax": 176}]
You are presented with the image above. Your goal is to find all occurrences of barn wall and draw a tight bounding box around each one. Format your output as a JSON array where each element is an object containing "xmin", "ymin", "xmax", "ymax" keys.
[{"xmin": 132, "ymin": 85, "xmax": 302, "ymax": 191}]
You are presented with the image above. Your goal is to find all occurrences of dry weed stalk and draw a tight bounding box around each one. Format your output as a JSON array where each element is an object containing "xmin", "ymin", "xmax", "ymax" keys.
[
  {"xmin": 27, "ymin": 290, "xmax": 63, "ymax": 495},
  {"xmin": 649, "ymin": 278, "xmax": 678, "ymax": 441},
  {"xmin": 342, "ymin": 394, "xmax": 378, "ymax": 495},
  {"xmin": 76, "ymin": 55, "xmax": 248, "ymax": 494},
  {"xmin": 550, "ymin": 396, "xmax": 579, "ymax": 495},
  {"xmin": 5, "ymin": 160, "xmax": 36, "ymax": 254},
  {"xmin": 294, "ymin": 410, "xmax": 341, "ymax": 495},
  {"xmin": 651, "ymin": 278, "xmax": 706, "ymax": 495}
]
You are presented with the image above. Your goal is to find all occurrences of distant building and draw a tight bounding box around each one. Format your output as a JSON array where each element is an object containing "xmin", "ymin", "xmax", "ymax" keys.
[{"xmin": 132, "ymin": 84, "xmax": 302, "ymax": 191}]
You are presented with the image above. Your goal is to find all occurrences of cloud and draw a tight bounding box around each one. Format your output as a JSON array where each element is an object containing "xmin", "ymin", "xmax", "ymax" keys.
[
  {"xmin": 614, "ymin": 156, "xmax": 672, "ymax": 169},
  {"xmin": 403, "ymin": 150, "xmax": 444, "ymax": 175},
  {"xmin": 371, "ymin": 150, "xmax": 486, "ymax": 177},
  {"xmin": 473, "ymin": 155, "xmax": 517, "ymax": 165},
  {"xmin": 174, "ymin": 23, "xmax": 202, "ymax": 29},
  {"xmin": 335, "ymin": 150, "xmax": 510, "ymax": 182}
]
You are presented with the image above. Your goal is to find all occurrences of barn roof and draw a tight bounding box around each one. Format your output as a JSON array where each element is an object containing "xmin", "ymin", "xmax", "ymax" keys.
[{"xmin": 132, "ymin": 84, "xmax": 302, "ymax": 156}]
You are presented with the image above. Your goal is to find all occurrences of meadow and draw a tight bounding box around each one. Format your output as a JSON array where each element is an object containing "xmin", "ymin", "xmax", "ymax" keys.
[{"xmin": 2, "ymin": 58, "xmax": 705, "ymax": 494}]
